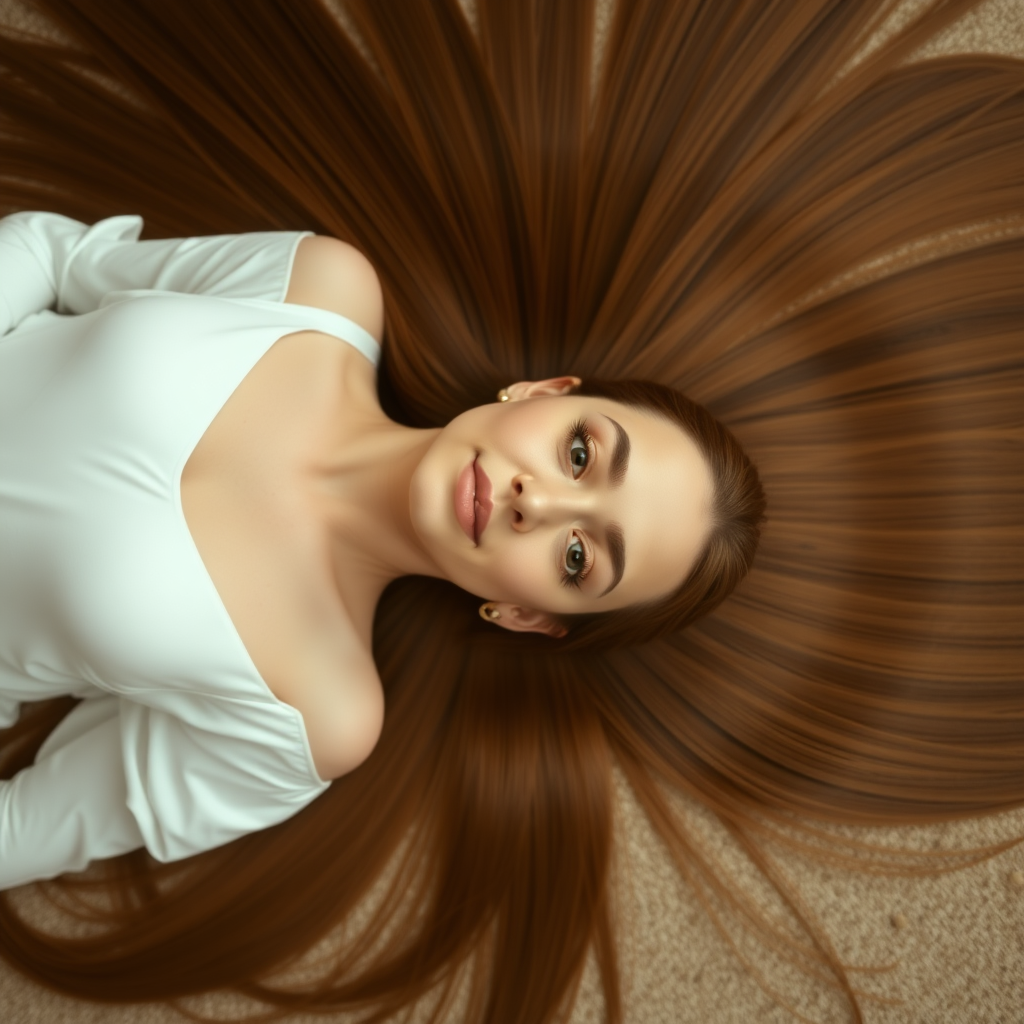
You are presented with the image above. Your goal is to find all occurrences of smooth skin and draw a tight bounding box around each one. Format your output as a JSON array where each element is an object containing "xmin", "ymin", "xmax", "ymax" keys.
[
  {"xmin": 408, "ymin": 379, "xmax": 714, "ymax": 636},
  {"xmin": 180, "ymin": 236, "xmax": 713, "ymax": 779}
]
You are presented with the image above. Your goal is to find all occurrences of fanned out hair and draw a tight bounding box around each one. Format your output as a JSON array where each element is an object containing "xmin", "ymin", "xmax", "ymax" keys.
[{"xmin": 1, "ymin": 1, "xmax": 1022, "ymax": 1023}]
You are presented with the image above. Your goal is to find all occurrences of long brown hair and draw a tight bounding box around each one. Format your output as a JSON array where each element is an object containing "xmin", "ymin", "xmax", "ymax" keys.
[{"xmin": 1, "ymin": 1, "xmax": 1022, "ymax": 1023}]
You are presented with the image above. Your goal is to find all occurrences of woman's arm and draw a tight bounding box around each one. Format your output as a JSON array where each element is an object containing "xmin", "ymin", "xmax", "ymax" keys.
[
  {"xmin": 0, "ymin": 699, "xmax": 145, "ymax": 890},
  {"xmin": 0, "ymin": 211, "xmax": 313, "ymax": 336},
  {"xmin": 0, "ymin": 690, "xmax": 331, "ymax": 889}
]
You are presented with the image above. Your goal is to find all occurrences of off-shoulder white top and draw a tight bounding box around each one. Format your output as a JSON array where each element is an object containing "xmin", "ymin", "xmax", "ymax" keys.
[{"xmin": 0, "ymin": 212, "xmax": 380, "ymax": 888}]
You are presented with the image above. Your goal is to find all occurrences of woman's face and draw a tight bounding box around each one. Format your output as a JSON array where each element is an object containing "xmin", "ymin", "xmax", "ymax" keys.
[{"xmin": 409, "ymin": 378, "xmax": 713, "ymax": 635}]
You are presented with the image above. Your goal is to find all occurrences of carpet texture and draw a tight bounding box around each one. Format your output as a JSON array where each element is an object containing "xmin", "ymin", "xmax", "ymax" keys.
[{"xmin": 0, "ymin": 1, "xmax": 1022, "ymax": 1022}]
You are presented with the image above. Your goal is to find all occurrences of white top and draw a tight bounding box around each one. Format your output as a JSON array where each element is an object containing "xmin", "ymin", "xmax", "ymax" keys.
[{"xmin": 0, "ymin": 212, "xmax": 381, "ymax": 888}]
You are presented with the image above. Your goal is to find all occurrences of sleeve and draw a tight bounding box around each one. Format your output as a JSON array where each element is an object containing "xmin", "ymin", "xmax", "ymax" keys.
[
  {"xmin": 118, "ymin": 697, "xmax": 331, "ymax": 865},
  {"xmin": 0, "ymin": 693, "xmax": 331, "ymax": 889},
  {"xmin": 0, "ymin": 211, "xmax": 314, "ymax": 337},
  {"xmin": 0, "ymin": 696, "xmax": 146, "ymax": 890}
]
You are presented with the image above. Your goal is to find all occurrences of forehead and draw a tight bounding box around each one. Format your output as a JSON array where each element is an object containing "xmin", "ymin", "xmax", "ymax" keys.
[{"xmin": 586, "ymin": 399, "xmax": 713, "ymax": 609}]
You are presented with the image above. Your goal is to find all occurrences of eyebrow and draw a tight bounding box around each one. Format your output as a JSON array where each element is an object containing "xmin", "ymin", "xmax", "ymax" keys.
[
  {"xmin": 600, "ymin": 522, "xmax": 626, "ymax": 597},
  {"xmin": 595, "ymin": 415, "xmax": 629, "ymax": 597},
  {"xmin": 602, "ymin": 414, "xmax": 630, "ymax": 487}
]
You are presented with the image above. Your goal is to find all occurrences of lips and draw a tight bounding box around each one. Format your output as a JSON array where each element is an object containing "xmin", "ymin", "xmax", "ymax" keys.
[
  {"xmin": 473, "ymin": 458, "xmax": 493, "ymax": 542},
  {"xmin": 454, "ymin": 455, "xmax": 494, "ymax": 545}
]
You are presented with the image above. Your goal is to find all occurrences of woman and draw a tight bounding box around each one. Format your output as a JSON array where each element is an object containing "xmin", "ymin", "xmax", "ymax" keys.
[
  {"xmin": 0, "ymin": 1, "xmax": 1021, "ymax": 1022},
  {"xmin": 0, "ymin": 206, "xmax": 759, "ymax": 873}
]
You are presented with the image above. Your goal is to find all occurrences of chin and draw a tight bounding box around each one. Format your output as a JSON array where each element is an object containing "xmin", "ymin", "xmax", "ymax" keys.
[
  {"xmin": 407, "ymin": 460, "xmax": 442, "ymax": 546},
  {"xmin": 408, "ymin": 452, "xmax": 465, "ymax": 574}
]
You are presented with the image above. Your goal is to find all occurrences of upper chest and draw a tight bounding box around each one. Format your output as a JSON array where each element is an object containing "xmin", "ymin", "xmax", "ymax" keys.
[{"xmin": 180, "ymin": 328, "xmax": 383, "ymax": 780}]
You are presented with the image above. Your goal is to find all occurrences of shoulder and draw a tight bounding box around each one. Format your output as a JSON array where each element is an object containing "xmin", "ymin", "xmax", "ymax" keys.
[{"xmin": 284, "ymin": 235, "xmax": 384, "ymax": 345}]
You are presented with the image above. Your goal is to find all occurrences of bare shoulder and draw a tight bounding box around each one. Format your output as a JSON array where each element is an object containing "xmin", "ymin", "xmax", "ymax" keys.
[{"xmin": 284, "ymin": 235, "xmax": 384, "ymax": 345}]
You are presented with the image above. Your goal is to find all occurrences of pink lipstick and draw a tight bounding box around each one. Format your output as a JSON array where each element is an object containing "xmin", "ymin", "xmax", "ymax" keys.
[
  {"xmin": 455, "ymin": 458, "xmax": 477, "ymax": 542},
  {"xmin": 473, "ymin": 459, "xmax": 493, "ymax": 542},
  {"xmin": 454, "ymin": 455, "xmax": 494, "ymax": 545}
]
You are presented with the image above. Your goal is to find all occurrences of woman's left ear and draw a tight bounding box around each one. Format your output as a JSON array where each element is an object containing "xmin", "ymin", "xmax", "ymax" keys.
[
  {"xmin": 502, "ymin": 376, "xmax": 581, "ymax": 402},
  {"xmin": 481, "ymin": 602, "xmax": 568, "ymax": 638}
]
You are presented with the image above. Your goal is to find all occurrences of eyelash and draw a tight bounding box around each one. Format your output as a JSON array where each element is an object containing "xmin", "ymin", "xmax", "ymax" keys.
[
  {"xmin": 559, "ymin": 419, "xmax": 594, "ymax": 589},
  {"xmin": 563, "ymin": 418, "xmax": 594, "ymax": 479},
  {"xmin": 559, "ymin": 535, "xmax": 592, "ymax": 589}
]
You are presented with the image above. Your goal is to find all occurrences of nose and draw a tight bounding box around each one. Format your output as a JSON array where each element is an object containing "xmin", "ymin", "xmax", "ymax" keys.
[{"xmin": 510, "ymin": 473, "xmax": 597, "ymax": 530}]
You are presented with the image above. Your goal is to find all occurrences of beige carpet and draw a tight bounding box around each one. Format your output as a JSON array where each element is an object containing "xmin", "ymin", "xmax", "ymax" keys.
[{"xmin": 1, "ymin": 1, "xmax": 1022, "ymax": 1022}]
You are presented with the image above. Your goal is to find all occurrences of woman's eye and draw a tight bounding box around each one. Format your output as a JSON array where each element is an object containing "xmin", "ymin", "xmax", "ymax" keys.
[
  {"xmin": 563, "ymin": 418, "xmax": 593, "ymax": 482},
  {"xmin": 565, "ymin": 538, "xmax": 586, "ymax": 575},
  {"xmin": 569, "ymin": 436, "xmax": 589, "ymax": 478}
]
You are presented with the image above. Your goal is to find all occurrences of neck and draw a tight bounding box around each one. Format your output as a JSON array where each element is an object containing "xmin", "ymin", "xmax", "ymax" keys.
[{"xmin": 308, "ymin": 407, "xmax": 443, "ymax": 595}]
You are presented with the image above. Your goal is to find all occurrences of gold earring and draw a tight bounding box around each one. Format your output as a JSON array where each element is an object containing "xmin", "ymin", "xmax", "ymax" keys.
[
  {"xmin": 497, "ymin": 388, "xmax": 510, "ymax": 402},
  {"xmin": 478, "ymin": 602, "xmax": 501, "ymax": 622}
]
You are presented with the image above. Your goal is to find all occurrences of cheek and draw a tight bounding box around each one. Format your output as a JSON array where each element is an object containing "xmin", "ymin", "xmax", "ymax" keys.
[{"xmin": 483, "ymin": 539, "xmax": 558, "ymax": 605}]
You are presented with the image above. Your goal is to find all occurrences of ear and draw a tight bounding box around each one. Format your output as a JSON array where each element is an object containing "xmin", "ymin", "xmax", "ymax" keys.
[
  {"xmin": 485, "ymin": 602, "xmax": 568, "ymax": 638},
  {"xmin": 502, "ymin": 376, "xmax": 581, "ymax": 401}
]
